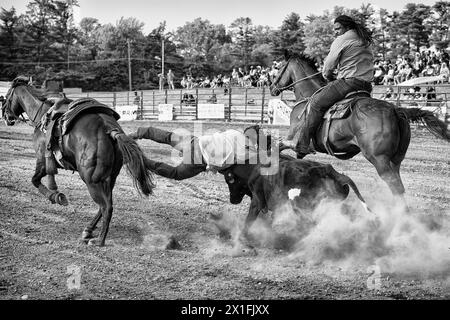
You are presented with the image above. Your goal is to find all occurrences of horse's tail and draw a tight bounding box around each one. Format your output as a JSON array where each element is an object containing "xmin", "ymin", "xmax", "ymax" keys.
[
  {"xmin": 112, "ymin": 131, "xmax": 155, "ymax": 196},
  {"xmin": 396, "ymin": 107, "xmax": 450, "ymax": 141}
]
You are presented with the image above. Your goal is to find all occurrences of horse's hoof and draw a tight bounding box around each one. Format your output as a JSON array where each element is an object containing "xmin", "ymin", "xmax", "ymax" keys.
[
  {"xmin": 56, "ymin": 193, "xmax": 68, "ymax": 206},
  {"xmin": 81, "ymin": 229, "xmax": 93, "ymax": 240},
  {"xmin": 88, "ymin": 238, "xmax": 105, "ymax": 246}
]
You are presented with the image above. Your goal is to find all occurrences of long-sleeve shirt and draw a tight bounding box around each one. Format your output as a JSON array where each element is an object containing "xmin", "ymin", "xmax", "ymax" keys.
[
  {"xmin": 198, "ymin": 129, "xmax": 258, "ymax": 170},
  {"xmin": 322, "ymin": 29, "xmax": 374, "ymax": 82}
]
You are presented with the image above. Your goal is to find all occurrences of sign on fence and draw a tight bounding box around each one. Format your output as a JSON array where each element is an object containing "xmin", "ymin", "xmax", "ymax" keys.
[
  {"xmin": 268, "ymin": 99, "xmax": 291, "ymax": 125},
  {"xmin": 116, "ymin": 105, "xmax": 138, "ymax": 121},
  {"xmin": 197, "ymin": 103, "xmax": 224, "ymax": 119},
  {"xmin": 158, "ymin": 104, "xmax": 174, "ymax": 121}
]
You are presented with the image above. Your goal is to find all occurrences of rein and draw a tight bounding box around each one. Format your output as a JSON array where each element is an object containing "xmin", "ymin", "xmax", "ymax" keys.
[{"xmin": 274, "ymin": 71, "xmax": 322, "ymax": 92}]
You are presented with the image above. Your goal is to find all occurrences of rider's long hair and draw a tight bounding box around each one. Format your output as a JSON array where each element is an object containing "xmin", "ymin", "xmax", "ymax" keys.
[{"xmin": 334, "ymin": 15, "xmax": 373, "ymax": 47}]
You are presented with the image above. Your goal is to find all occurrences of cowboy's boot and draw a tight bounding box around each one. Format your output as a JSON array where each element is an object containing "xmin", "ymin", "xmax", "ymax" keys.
[
  {"xmin": 294, "ymin": 108, "xmax": 323, "ymax": 159},
  {"xmin": 143, "ymin": 158, "xmax": 177, "ymax": 179},
  {"xmin": 129, "ymin": 127, "xmax": 172, "ymax": 144}
]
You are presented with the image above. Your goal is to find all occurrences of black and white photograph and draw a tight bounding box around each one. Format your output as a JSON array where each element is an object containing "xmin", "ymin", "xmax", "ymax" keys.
[{"xmin": 0, "ymin": 0, "xmax": 449, "ymax": 307}]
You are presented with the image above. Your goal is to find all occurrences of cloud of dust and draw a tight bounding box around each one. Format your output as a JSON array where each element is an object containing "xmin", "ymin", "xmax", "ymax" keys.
[
  {"xmin": 208, "ymin": 191, "xmax": 450, "ymax": 278},
  {"xmin": 288, "ymin": 196, "xmax": 450, "ymax": 278}
]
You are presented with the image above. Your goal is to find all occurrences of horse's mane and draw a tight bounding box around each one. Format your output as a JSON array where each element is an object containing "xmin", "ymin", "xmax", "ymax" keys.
[
  {"xmin": 292, "ymin": 52, "xmax": 317, "ymax": 70},
  {"xmin": 11, "ymin": 76, "xmax": 56, "ymax": 102},
  {"xmin": 289, "ymin": 52, "xmax": 319, "ymax": 71}
]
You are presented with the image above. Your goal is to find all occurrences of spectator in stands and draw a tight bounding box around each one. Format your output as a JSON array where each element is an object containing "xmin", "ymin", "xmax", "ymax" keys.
[
  {"xmin": 266, "ymin": 103, "xmax": 274, "ymax": 124},
  {"xmin": 421, "ymin": 63, "xmax": 436, "ymax": 77},
  {"xmin": 403, "ymin": 64, "xmax": 413, "ymax": 82},
  {"xmin": 238, "ymin": 67, "xmax": 245, "ymax": 87},
  {"xmin": 382, "ymin": 65, "xmax": 395, "ymax": 85},
  {"xmin": 181, "ymin": 76, "xmax": 188, "ymax": 89},
  {"xmin": 231, "ymin": 68, "xmax": 239, "ymax": 86},
  {"xmin": 187, "ymin": 75, "xmax": 194, "ymax": 89},
  {"xmin": 133, "ymin": 91, "xmax": 141, "ymax": 106},
  {"xmin": 426, "ymin": 86, "xmax": 436, "ymax": 101},
  {"xmin": 167, "ymin": 69, "xmax": 175, "ymax": 90},
  {"xmin": 373, "ymin": 60, "xmax": 385, "ymax": 85},
  {"xmin": 380, "ymin": 87, "xmax": 397, "ymax": 100},
  {"xmin": 439, "ymin": 62, "xmax": 450, "ymax": 83}
]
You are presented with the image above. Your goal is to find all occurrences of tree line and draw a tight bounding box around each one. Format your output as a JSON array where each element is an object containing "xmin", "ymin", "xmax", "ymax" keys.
[{"xmin": 0, "ymin": 0, "xmax": 448, "ymax": 91}]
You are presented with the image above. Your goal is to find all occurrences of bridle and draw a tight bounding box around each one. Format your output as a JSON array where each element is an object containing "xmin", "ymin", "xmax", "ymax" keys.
[
  {"xmin": 271, "ymin": 57, "xmax": 322, "ymax": 95},
  {"xmin": 2, "ymin": 83, "xmax": 46, "ymax": 126}
]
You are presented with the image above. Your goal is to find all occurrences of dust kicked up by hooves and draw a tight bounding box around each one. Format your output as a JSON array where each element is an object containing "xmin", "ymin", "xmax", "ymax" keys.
[{"xmin": 206, "ymin": 192, "xmax": 450, "ymax": 280}]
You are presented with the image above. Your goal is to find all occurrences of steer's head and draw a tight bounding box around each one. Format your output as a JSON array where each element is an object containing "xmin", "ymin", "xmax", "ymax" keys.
[{"xmin": 222, "ymin": 167, "xmax": 251, "ymax": 204}]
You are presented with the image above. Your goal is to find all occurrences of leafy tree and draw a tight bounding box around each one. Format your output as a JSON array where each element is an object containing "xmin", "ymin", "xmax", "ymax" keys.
[
  {"xmin": 0, "ymin": 7, "xmax": 21, "ymax": 60},
  {"xmin": 49, "ymin": 0, "xmax": 79, "ymax": 70},
  {"xmin": 24, "ymin": 0, "xmax": 56, "ymax": 64},
  {"xmin": 78, "ymin": 17, "xmax": 102, "ymax": 60},
  {"xmin": 229, "ymin": 17, "xmax": 255, "ymax": 70},
  {"xmin": 303, "ymin": 14, "xmax": 334, "ymax": 63},
  {"xmin": 427, "ymin": 1, "xmax": 450, "ymax": 49},
  {"xmin": 271, "ymin": 12, "xmax": 305, "ymax": 57},
  {"xmin": 398, "ymin": 3, "xmax": 432, "ymax": 52}
]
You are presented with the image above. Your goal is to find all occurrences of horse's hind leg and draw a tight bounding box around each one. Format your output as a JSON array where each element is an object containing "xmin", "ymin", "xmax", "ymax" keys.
[
  {"xmin": 82, "ymin": 179, "xmax": 114, "ymax": 246},
  {"xmin": 81, "ymin": 209, "xmax": 102, "ymax": 242},
  {"xmin": 368, "ymin": 155, "xmax": 405, "ymax": 197}
]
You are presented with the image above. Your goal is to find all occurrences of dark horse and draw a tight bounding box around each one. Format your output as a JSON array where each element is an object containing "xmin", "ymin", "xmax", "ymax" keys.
[
  {"xmin": 270, "ymin": 53, "xmax": 450, "ymax": 198},
  {"xmin": 2, "ymin": 76, "xmax": 155, "ymax": 246}
]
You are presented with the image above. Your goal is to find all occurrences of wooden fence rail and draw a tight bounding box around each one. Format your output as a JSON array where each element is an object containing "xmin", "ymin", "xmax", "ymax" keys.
[{"xmin": 66, "ymin": 85, "xmax": 450, "ymax": 124}]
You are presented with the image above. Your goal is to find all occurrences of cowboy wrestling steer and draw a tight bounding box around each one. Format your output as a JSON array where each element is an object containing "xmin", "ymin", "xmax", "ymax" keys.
[{"xmin": 221, "ymin": 154, "xmax": 368, "ymax": 242}]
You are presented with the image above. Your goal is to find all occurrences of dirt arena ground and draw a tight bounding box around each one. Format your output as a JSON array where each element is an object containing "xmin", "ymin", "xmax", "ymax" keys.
[{"xmin": 0, "ymin": 120, "xmax": 449, "ymax": 301}]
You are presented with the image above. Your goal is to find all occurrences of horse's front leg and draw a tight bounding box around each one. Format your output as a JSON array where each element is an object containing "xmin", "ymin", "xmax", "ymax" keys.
[{"xmin": 32, "ymin": 137, "xmax": 68, "ymax": 206}]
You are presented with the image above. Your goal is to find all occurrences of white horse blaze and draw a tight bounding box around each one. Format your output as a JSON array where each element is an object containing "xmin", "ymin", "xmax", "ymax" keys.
[{"xmin": 288, "ymin": 188, "xmax": 301, "ymax": 200}]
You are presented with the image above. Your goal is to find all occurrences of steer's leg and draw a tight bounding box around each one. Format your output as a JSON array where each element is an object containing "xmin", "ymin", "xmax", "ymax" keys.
[{"xmin": 232, "ymin": 197, "xmax": 260, "ymax": 257}]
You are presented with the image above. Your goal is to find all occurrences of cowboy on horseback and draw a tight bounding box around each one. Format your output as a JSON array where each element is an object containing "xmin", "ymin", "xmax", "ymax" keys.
[{"xmin": 293, "ymin": 15, "xmax": 374, "ymax": 158}]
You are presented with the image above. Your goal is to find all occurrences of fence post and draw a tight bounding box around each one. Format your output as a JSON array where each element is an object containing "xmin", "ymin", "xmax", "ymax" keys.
[
  {"xmin": 152, "ymin": 91, "xmax": 155, "ymax": 115},
  {"xmin": 244, "ymin": 88, "xmax": 248, "ymax": 116},
  {"xmin": 127, "ymin": 91, "xmax": 130, "ymax": 105},
  {"xmin": 139, "ymin": 91, "xmax": 144, "ymax": 120},
  {"xmin": 195, "ymin": 88, "xmax": 199, "ymax": 120},
  {"xmin": 261, "ymin": 86, "xmax": 266, "ymax": 123},
  {"xmin": 396, "ymin": 85, "xmax": 400, "ymax": 107},
  {"xmin": 228, "ymin": 87, "xmax": 232, "ymax": 121},
  {"xmin": 445, "ymin": 93, "xmax": 450, "ymax": 131},
  {"xmin": 113, "ymin": 92, "xmax": 116, "ymax": 108},
  {"xmin": 164, "ymin": 89, "xmax": 168, "ymax": 104}
]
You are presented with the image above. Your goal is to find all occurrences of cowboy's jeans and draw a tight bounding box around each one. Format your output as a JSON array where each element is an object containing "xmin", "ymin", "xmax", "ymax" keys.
[
  {"xmin": 130, "ymin": 126, "xmax": 207, "ymax": 180},
  {"xmin": 295, "ymin": 78, "xmax": 372, "ymax": 156}
]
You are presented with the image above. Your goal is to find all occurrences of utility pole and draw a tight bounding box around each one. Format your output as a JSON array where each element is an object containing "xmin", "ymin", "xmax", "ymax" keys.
[
  {"xmin": 161, "ymin": 38, "xmax": 165, "ymax": 78},
  {"xmin": 127, "ymin": 39, "xmax": 132, "ymax": 91}
]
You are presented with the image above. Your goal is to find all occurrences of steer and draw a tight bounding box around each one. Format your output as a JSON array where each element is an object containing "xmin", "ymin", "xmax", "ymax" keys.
[{"xmin": 220, "ymin": 154, "xmax": 369, "ymax": 244}]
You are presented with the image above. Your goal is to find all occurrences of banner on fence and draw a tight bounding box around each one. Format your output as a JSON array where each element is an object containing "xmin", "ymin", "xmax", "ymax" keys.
[
  {"xmin": 268, "ymin": 99, "xmax": 291, "ymax": 125},
  {"xmin": 197, "ymin": 104, "xmax": 224, "ymax": 119},
  {"xmin": 158, "ymin": 104, "xmax": 174, "ymax": 121},
  {"xmin": 116, "ymin": 105, "xmax": 138, "ymax": 121}
]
